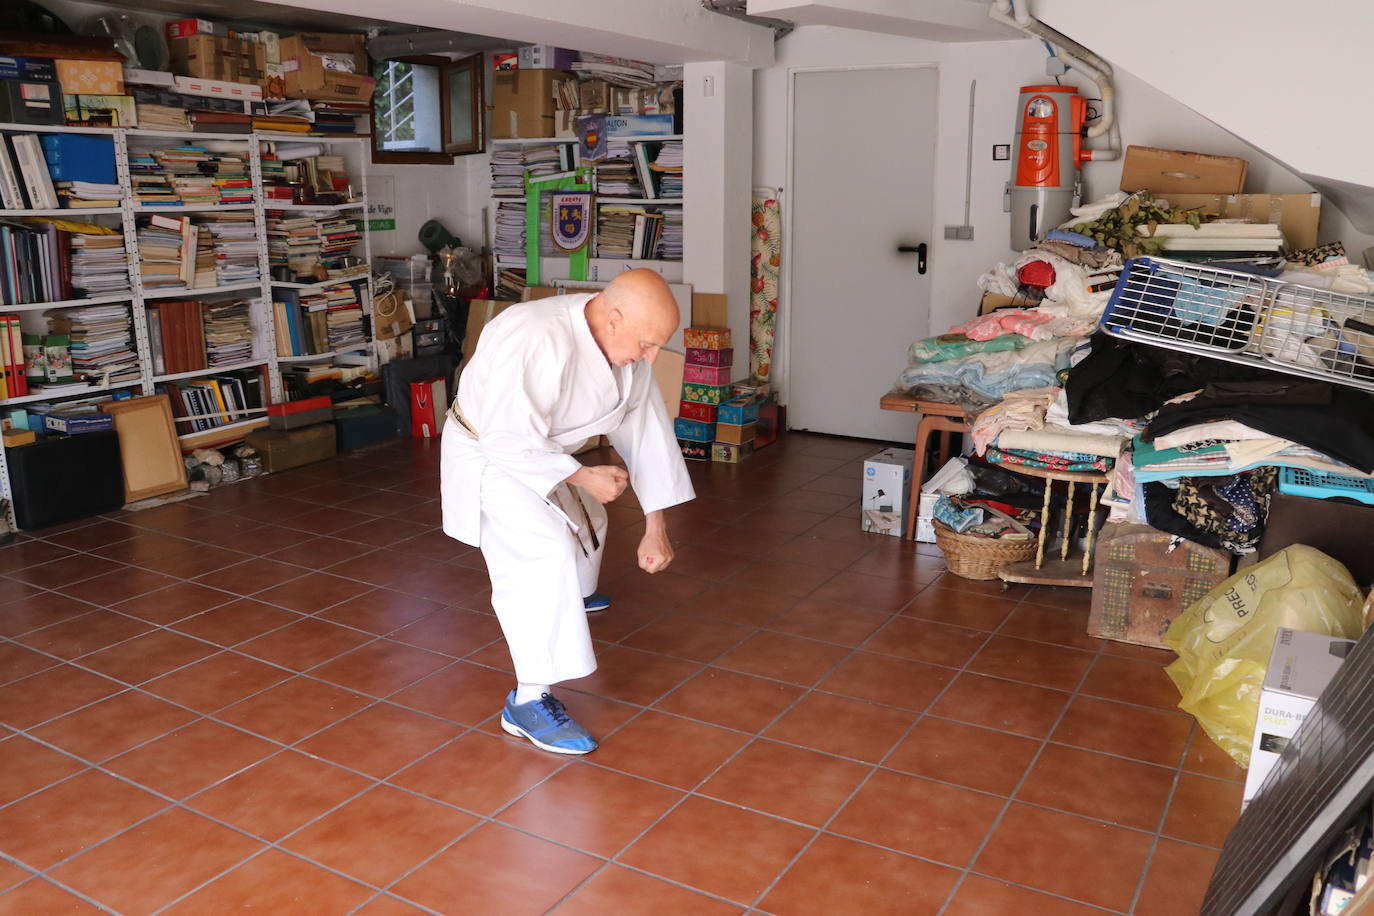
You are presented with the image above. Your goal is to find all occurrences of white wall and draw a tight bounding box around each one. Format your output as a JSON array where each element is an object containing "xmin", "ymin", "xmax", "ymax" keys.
[{"xmin": 754, "ymin": 26, "xmax": 1369, "ymax": 400}]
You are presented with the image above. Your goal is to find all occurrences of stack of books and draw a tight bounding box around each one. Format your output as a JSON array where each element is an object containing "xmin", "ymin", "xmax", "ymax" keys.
[
  {"xmin": 490, "ymin": 145, "xmax": 569, "ymax": 197},
  {"xmin": 596, "ymin": 205, "xmax": 662, "ymax": 259},
  {"xmin": 494, "ymin": 201, "xmax": 526, "ymax": 258},
  {"xmin": 70, "ymin": 231, "xmax": 132, "ymax": 297},
  {"xmin": 651, "ymin": 140, "xmax": 683, "ymax": 198},
  {"xmin": 136, "ymin": 215, "xmax": 193, "ymax": 291},
  {"xmin": 1, "ymin": 133, "xmax": 122, "ymax": 210},
  {"xmin": 128, "ymin": 153, "xmax": 177, "ymax": 205},
  {"xmin": 202, "ymin": 297, "xmax": 254, "ymax": 367},
  {"xmin": 191, "ymin": 225, "xmax": 216, "ymax": 288},
  {"xmin": 572, "ymin": 54, "xmax": 656, "ymax": 88},
  {"xmin": 310, "ymin": 101, "xmax": 369, "ymax": 135},
  {"xmin": 1144, "ymin": 222, "xmax": 1285, "ymax": 261},
  {"xmin": 658, "ymin": 206, "xmax": 683, "ymax": 260},
  {"xmin": 203, "ymin": 215, "xmax": 259, "ymax": 286},
  {"xmin": 130, "ymin": 146, "xmax": 254, "ymax": 207},
  {"xmin": 322, "ymin": 282, "xmax": 366, "ymax": 352},
  {"xmin": 61, "ymin": 302, "xmax": 140, "ymax": 384},
  {"xmin": 594, "ymin": 141, "xmax": 641, "ymax": 197},
  {"xmin": 317, "ymin": 216, "xmax": 361, "ymax": 272},
  {"xmin": 495, "ymin": 267, "xmax": 526, "ymax": 300},
  {"xmin": 265, "ymin": 215, "xmax": 320, "ymax": 276}
]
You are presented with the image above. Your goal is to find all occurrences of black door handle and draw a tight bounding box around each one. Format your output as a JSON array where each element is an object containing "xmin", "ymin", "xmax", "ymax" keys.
[{"xmin": 897, "ymin": 243, "xmax": 928, "ymax": 275}]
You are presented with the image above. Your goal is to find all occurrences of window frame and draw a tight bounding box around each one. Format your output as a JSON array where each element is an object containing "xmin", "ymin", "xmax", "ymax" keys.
[{"xmin": 370, "ymin": 54, "xmax": 484, "ymax": 165}]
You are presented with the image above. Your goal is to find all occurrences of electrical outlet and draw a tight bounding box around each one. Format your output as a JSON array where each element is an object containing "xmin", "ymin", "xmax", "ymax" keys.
[
  {"xmin": 702, "ymin": 75, "xmax": 715, "ymax": 97},
  {"xmin": 993, "ymin": 144, "xmax": 1011, "ymax": 161},
  {"xmin": 945, "ymin": 226, "xmax": 975, "ymax": 240}
]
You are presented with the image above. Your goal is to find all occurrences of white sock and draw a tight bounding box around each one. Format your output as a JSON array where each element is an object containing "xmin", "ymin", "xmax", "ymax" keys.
[{"xmin": 515, "ymin": 683, "xmax": 550, "ymax": 704}]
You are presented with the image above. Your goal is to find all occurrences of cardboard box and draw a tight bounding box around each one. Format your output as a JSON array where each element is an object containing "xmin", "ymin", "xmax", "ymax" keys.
[
  {"xmin": 589, "ymin": 113, "xmax": 675, "ymax": 138},
  {"xmin": 673, "ymin": 417, "xmax": 714, "ymax": 442},
  {"xmin": 279, "ymin": 33, "xmax": 373, "ymax": 102},
  {"xmin": 712, "ymin": 440, "xmax": 752, "ymax": 463},
  {"xmin": 979, "ymin": 291, "xmax": 1018, "ymax": 315},
  {"xmin": 462, "ymin": 299, "xmax": 518, "ymax": 368},
  {"xmin": 553, "ymin": 108, "xmax": 580, "ymax": 139},
  {"xmin": 683, "ymin": 364, "xmax": 730, "ymax": 386},
  {"xmin": 862, "ymin": 448, "xmax": 913, "ymax": 537},
  {"xmin": 1243, "ymin": 628, "xmax": 1356, "ymax": 807},
  {"xmin": 490, "ymin": 68, "xmax": 569, "ymax": 139},
  {"xmin": 246, "ymin": 424, "xmax": 337, "ymax": 472},
  {"xmin": 716, "ymin": 421, "xmax": 755, "ymax": 445},
  {"xmin": 0, "ymin": 56, "xmax": 56, "ymax": 82},
  {"xmin": 169, "ymin": 34, "xmax": 267, "ymax": 86},
  {"xmin": 579, "ymin": 79, "xmax": 609, "ymax": 112},
  {"xmin": 684, "ymin": 327, "xmax": 730, "ymax": 350},
  {"xmin": 1089, "ymin": 523, "xmax": 1232, "ymax": 648},
  {"xmin": 54, "ymin": 58, "xmax": 123, "ymax": 95},
  {"xmin": 681, "ymin": 382, "xmax": 730, "ymax": 405},
  {"xmin": 691, "ymin": 293, "xmax": 727, "ymax": 328},
  {"xmin": 1259, "ymin": 491, "xmax": 1374, "ymax": 591},
  {"xmin": 679, "ymin": 438, "xmax": 710, "ymax": 461},
  {"xmin": 1120, "ymin": 145, "xmax": 1247, "ymax": 195},
  {"xmin": 2, "ymin": 427, "xmax": 35, "ymax": 447},
  {"xmin": 685, "ymin": 346, "xmax": 732, "ymax": 368},
  {"xmin": 517, "ymin": 45, "xmax": 577, "ymax": 70},
  {"xmin": 678, "ymin": 400, "xmax": 717, "ymax": 423},
  {"xmin": 165, "ymin": 19, "xmax": 221, "ymax": 39},
  {"xmin": 862, "ymin": 509, "xmax": 903, "ymax": 536},
  {"xmin": 1157, "ymin": 193, "xmax": 1322, "ymax": 251}
]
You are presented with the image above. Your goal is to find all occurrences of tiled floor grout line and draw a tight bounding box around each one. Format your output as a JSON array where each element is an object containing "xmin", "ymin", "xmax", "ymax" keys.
[
  {"xmin": 744, "ymin": 585, "xmax": 1021, "ymax": 913},
  {"xmin": 934, "ymin": 627, "xmax": 1123, "ymax": 915},
  {"xmin": 1124, "ymin": 719, "xmax": 1203, "ymax": 915}
]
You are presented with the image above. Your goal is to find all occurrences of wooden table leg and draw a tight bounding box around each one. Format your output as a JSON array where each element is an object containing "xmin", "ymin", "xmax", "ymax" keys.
[
  {"xmin": 1082, "ymin": 482, "xmax": 1101, "ymax": 577},
  {"xmin": 1061, "ymin": 481, "xmax": 1075, "ymax": 562},
  {"xmin": 905, "ymin": 416, "xmax": 931, "ymax": 540},
  {"xmin": 1034, "ymin": 480, "xmax": 1053, "ymax": 570}
]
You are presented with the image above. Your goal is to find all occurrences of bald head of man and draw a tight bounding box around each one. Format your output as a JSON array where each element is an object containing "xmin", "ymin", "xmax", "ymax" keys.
[{"xmin": 585, "ymin": 269, "xmax": 680, "ymax": 367}]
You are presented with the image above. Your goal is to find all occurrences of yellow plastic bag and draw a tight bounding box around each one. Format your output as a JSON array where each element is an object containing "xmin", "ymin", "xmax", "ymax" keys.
[{"xmin": 1164, "ymin": 545, "xmax": 1364, "ymax": 766}]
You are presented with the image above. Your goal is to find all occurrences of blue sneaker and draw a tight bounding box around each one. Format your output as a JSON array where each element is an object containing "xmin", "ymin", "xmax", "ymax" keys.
[
  {"xmin": 500, "ymin": 691, "xmax": 598, "ymax": 755},
  {"xmin": 583, "ymin": 593, "xmax": 611, "ymax": 612}
]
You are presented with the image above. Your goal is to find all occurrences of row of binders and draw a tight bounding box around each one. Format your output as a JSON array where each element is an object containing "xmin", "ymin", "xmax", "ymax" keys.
[
  {"xmin": 0, "ymin": 133, "xmax": 120, "ymax": 210},
  {"xmin": 272, "ymin": 281, "xmax": 367, "ymax": 357},
  {"xmin": 158, "ymin": 368, "xmax": 264, "ymax": 433},
  {"xmin": 0, "ymin": 315, "xmax": 29, "ymax": 398},
  {"xmin": 1, "ymin": 220, "xmax": 130, "ymax": 306}
]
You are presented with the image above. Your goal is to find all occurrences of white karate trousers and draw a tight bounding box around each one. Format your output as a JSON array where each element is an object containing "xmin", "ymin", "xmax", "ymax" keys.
[{"xmin": 477, "ymin": 463, "xmax": 608, "ymax": 685}]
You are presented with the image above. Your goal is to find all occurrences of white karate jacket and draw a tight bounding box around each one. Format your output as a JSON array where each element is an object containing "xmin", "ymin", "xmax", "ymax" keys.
[{"xmin": 440, "ymin": 293, "xmax": 695, "ymax": 546}]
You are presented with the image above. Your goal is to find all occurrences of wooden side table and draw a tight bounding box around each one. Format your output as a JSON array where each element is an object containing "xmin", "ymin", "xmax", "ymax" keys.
[{"xmin": 879, "ymin": 391, "xmax": 976, "ymax": 540}]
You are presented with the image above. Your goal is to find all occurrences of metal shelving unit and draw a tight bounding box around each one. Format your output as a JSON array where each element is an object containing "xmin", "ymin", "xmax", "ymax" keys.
[{"xmin": 0, "ymin": 124, "xmax": 372, "ymax": 529}]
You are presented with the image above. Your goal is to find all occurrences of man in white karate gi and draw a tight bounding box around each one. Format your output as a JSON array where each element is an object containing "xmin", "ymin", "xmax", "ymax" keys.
[{"xmin": 441, "ymin": 269, "xmax": 695, "ymax": 754}]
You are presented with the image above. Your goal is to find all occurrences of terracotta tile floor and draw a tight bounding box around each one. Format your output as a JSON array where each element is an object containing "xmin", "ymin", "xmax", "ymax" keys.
[{"xmin": 0, "ymin": 432, "xmax": 1242, "ymax": 914}]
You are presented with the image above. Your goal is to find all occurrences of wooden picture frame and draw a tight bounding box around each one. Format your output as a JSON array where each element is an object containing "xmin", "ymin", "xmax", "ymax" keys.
[{"xmin": 104, "ymin": 395, "xmax": 188, "ymax": 502}]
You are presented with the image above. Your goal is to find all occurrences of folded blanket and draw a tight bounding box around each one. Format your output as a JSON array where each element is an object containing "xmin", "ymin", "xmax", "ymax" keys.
[
  {"xmin": 998, "ymin": 423, "xmax": 1125, "ymax": 459},
  {"xmin": 970, "ymin": 386, "xmax": 1058, "ymax": 456},
  {"xmin": 985, "ymin": 446, "xmax": 1112, "ymax": 474},
  {"xmin": 898, "ymin": 339, "xmax": 1073, "ymax": 402},
  {"xmin": 909, "ymin": 333, "xmax": 1027, "ymax": 363}
]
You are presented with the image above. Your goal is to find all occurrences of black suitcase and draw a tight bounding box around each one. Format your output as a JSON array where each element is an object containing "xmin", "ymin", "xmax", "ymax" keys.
[{"xmin": 7, "ymin": 430, "xmax": 124, "ymax": 530}]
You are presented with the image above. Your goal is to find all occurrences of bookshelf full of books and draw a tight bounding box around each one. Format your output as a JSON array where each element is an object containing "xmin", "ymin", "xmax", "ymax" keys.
[
  {"xmin": 0, "ymin": 120, "xmax": 374, "ymax": 527},
  {"xmin": 485, "ymin": 132, "xmax": 685, "ymax": 299}
]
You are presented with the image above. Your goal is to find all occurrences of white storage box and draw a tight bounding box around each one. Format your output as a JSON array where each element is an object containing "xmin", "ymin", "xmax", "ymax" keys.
[
  {"xmin": 915, "ymin": 491, "xmax": 938, "ymax": 543},
  {"xmin": 1243, "ymin": 627, "xmax": 1355, "ymax": 807},
  {"xmin": 861, "ymin": 448, "xmax": 913, "ymax": 537}
]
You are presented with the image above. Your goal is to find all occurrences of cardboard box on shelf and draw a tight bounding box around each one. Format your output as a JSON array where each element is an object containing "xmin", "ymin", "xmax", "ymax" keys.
[
  {"xmin": 577, "ymin": 112, "xmax": 675, "ymax": 139},
  {"xmin": 490, "ymin": 68, "xmax": 570, "ymax": 139},
  {"xmin": 1119, "ymin": 145, "xmax": 1248, "ymax": 196},
  {"xmin": 517, "ymin": 45, "xmax": 577, "ymax": 70},
  {"xmin": 0, "ymin": 80, "xmax": 63, "ymax": 125},
  {"xmin": 579, "ymin": 79, "xmax": 610, "ymax": 112},
  {"xmin": 1243, "ymin": 628, "xmax": 1356, "ymax": 808},
  {"xmin": 279, "ymin": 33, "xmax": 374, "ymax": 102},
  {"xmin": 54, "ymin": 58, "xmax": 123, "ymax": 95},
  {"xmin": 173, "ymin": 75, "xmax": 264, "ymax": 103},
  {"xmin": 168, "ymin": 34, "xmax": 266, "ymax": 86},
  {"xmin": 862, "ymin": 448, "xmax": 913, "ymax": 537},
  {"xmin": 0, "ymin": 56, "xmax": 56, "ymax": 82},
  {"xmin": 1159, "ymin": 193, "xmax": 1323, "ymax": 251}
]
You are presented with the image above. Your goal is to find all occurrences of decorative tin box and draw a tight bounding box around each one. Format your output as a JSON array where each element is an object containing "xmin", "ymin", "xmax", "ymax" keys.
[
  {"xmin": 717, "ymin": 396, "xmax": 760, "ymax": 425},
  {"xmin": 673, "ymin": 417, "xmax": 715, "ymax": 442},
  {"xmin": 715, "ymin": 421, "xmax": 755, "ymax": 445},
  {"xmin": 711, "ymin": 440, "xmax": 753, "ymax": 463},
  {"xmin": 678, "ymin": 438, "xmax": 710, "ymax": 461},
  {"xmin": 682, "ymin": 382, "xmax": 730, "ymax": 405},
  {"xmin": 683, "ymin": 364, "xmax": 731, "ymax": 386},
  {"xmin": 678, "ymin": 400, "xmax": 718, "ymax": 423},
  {"xmin": 685, "ymin": 346, "xmax": 733, "ymax": 367},
  {"xmin": 684, "ymin": 326, "xmax": 731, "ymax": 349}
]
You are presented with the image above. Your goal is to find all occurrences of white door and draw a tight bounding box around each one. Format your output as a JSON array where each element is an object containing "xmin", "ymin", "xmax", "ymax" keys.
[{"xmin": 786, "ymin": 66, "xmax": 937, "ymax": 440}]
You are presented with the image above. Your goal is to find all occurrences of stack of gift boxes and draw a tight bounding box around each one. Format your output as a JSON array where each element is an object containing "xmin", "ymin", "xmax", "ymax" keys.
[{"xmin": 674, "ymin": 326, "xmax": 760, "ymax": 463}]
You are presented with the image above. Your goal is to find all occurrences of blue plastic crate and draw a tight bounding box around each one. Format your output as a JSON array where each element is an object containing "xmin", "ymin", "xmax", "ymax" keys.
[{"xmin": 1278, "ymin": 467, "xmax": 1374, "ymax": 506}]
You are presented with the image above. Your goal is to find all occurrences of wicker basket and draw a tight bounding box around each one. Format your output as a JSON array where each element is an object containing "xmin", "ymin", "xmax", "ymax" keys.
[{"xmin": 933, "ymin": 521, "xmax": 1038, "ymax": 580}]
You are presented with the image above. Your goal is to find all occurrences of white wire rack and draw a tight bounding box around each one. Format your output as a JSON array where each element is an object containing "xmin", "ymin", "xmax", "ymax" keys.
[{"xmin": 1101, "ymin": 257, "xmax": 1374, "ymax": 393}]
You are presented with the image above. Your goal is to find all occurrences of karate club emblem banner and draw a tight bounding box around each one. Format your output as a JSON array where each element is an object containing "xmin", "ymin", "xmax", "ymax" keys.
[{"xmin": 551, "ymin": 192, "xmax": 592, "ymax": 252}]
